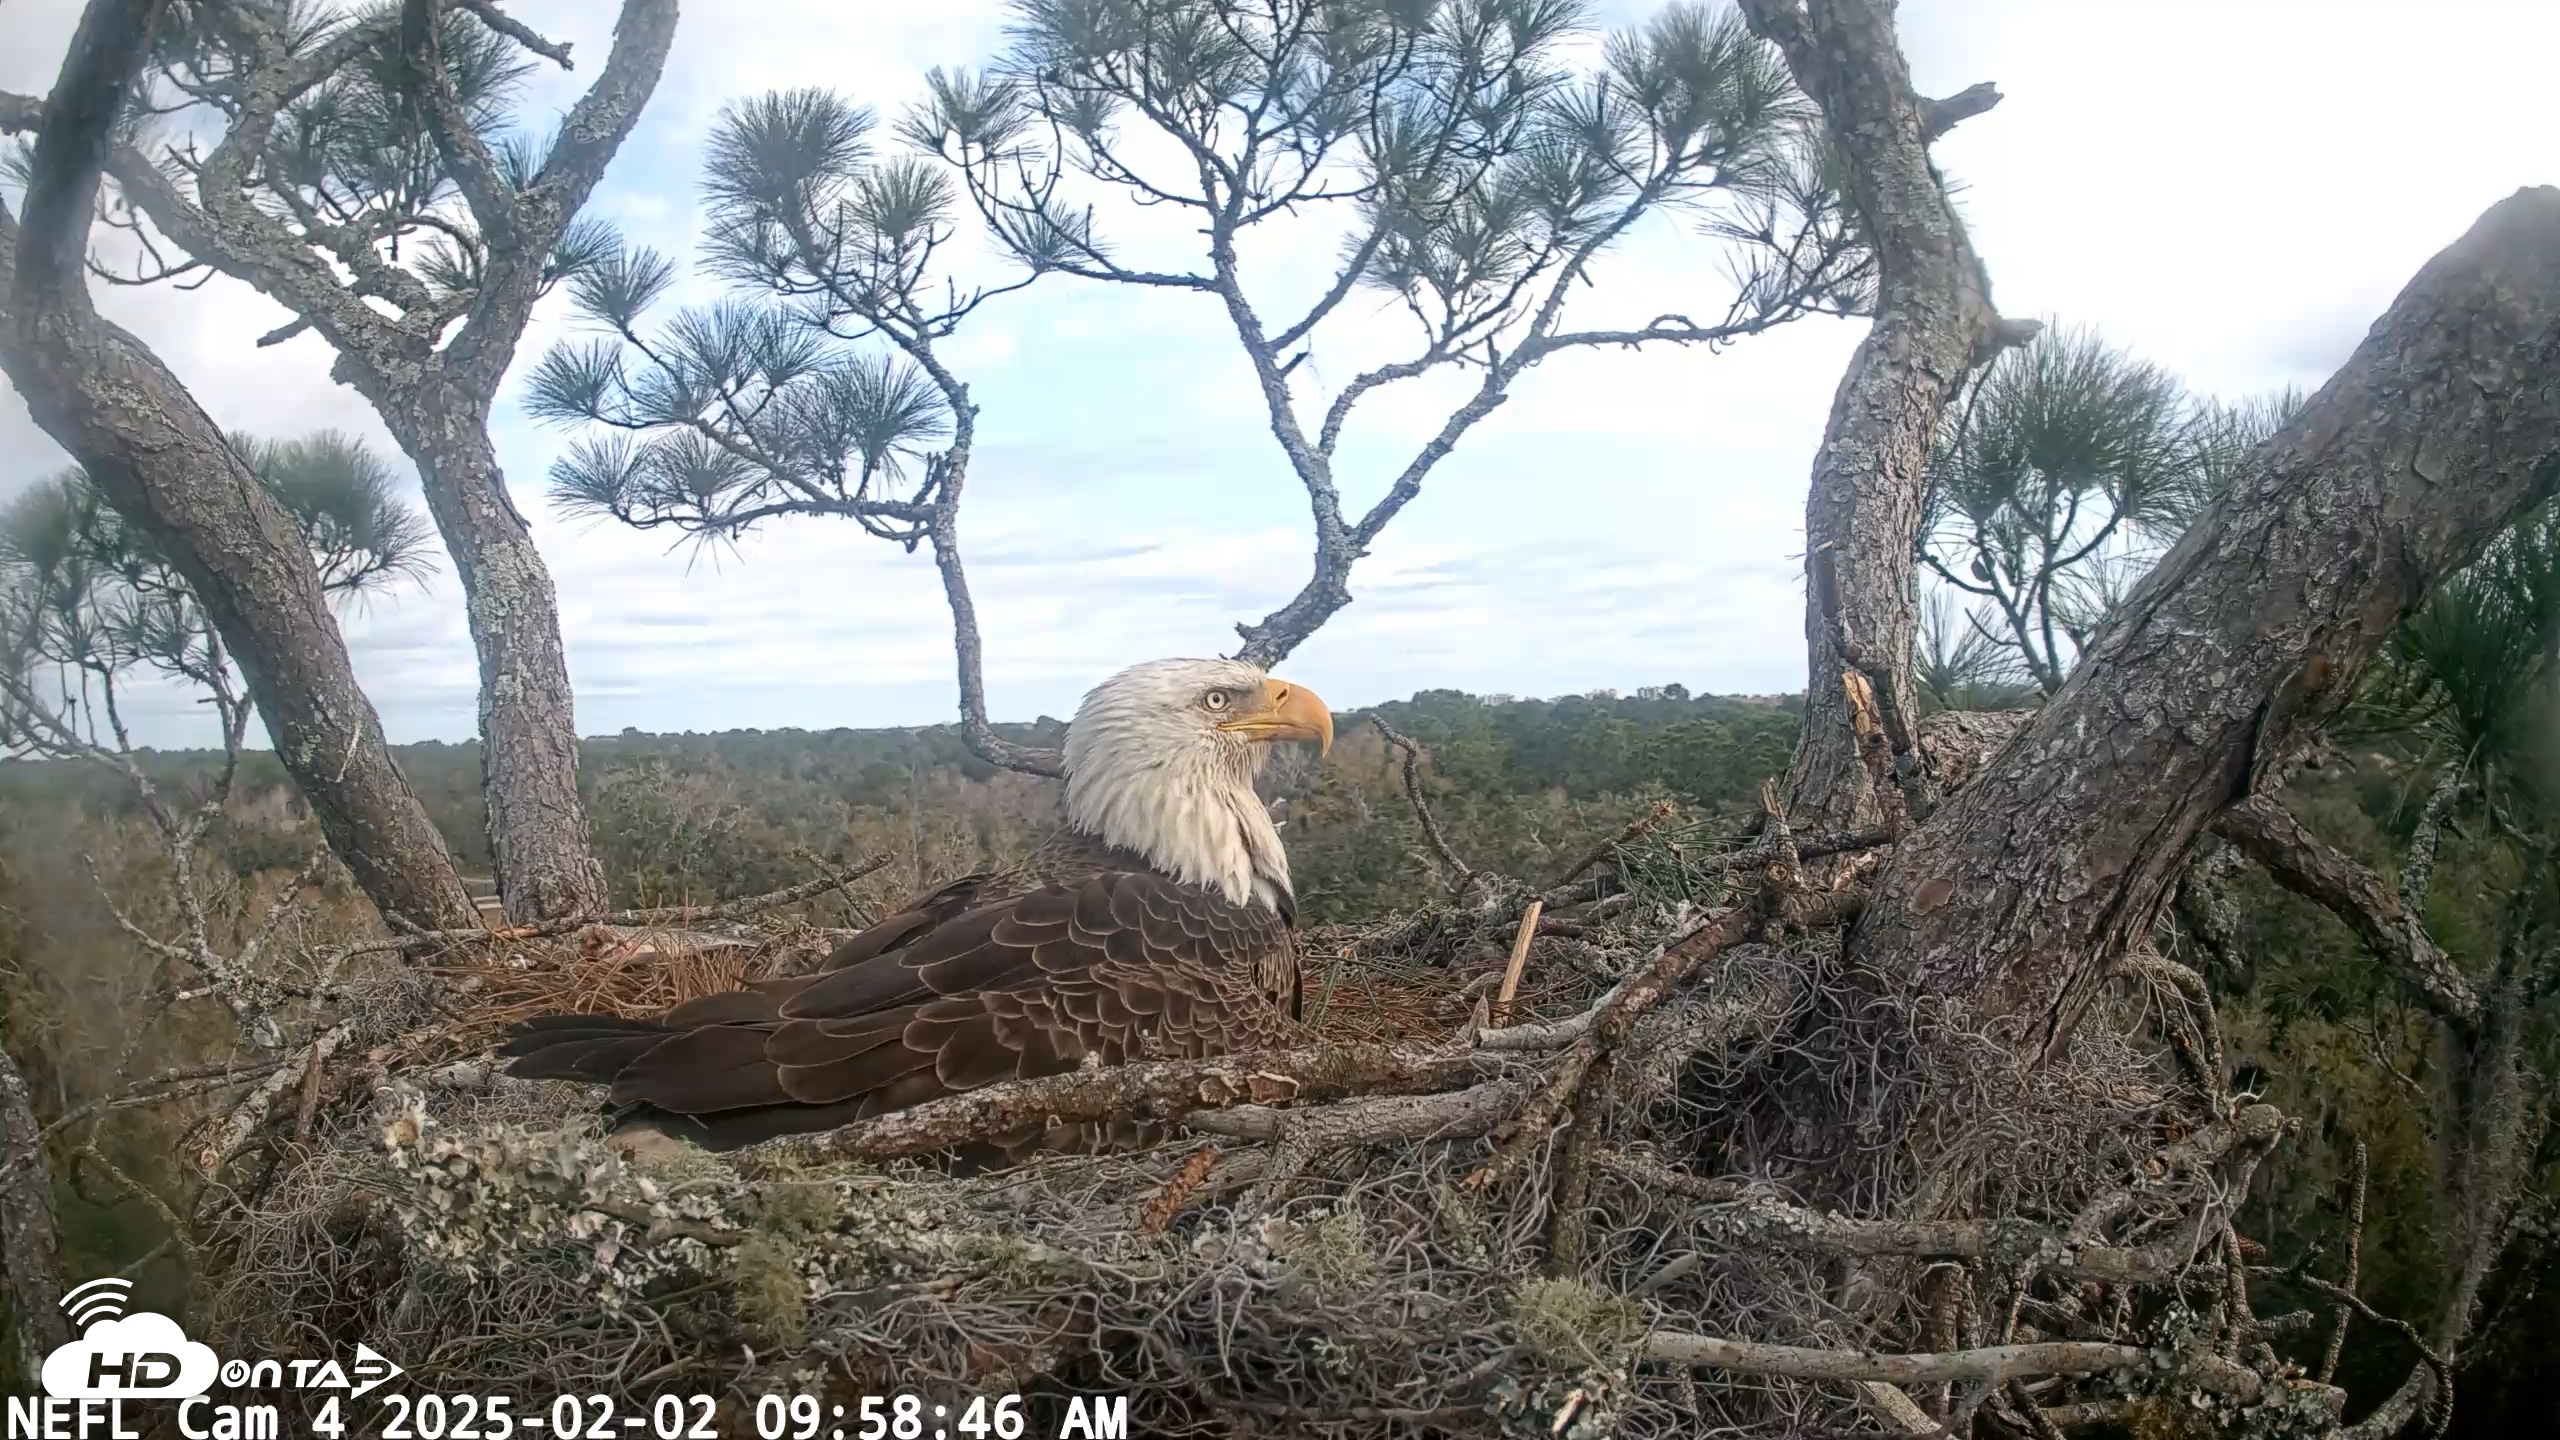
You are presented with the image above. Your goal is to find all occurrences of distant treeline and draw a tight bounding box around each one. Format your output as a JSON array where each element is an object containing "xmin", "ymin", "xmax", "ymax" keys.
[{"xmin": 0, "ymin": 685, "xmax": 1801, "ymax": 926}]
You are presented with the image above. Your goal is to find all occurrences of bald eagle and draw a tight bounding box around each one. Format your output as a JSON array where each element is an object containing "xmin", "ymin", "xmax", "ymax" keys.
[{"xmin": 501, "ymin": 658, "xmax": 1334, "ymax": 1150}]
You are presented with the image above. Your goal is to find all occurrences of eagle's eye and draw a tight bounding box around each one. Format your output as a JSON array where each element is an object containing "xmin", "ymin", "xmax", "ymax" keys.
[{"xmin": 1202, "ymin": 688, "xmax": 1232, "ymax": 713}]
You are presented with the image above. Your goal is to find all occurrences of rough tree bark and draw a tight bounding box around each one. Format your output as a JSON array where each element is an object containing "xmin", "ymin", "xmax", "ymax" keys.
[
  {"xmin": 4, "ymin": 0, "xmax": 682, "ymax": 920},
  {"xmin": 0, "ymin": 11, "xmax": 478, "ymax": 930},
  {"xmin": 355, "ymin": 0, "xmax": 679, "ymax": 919},
  {"xmin": 1859, "ymin": 187, "xmax": 2560, "ymax": 1047},
  {"xmin": 1737, "ymin": 0, "xmax": 2035, "ymax": 834},
  {"xmin": 0, "ymin": 1040, "xmax": 72, "ymax": 1382},
  {"xmin": 371, "ymin": 386, "xmax": 610, "ymax": 921}
]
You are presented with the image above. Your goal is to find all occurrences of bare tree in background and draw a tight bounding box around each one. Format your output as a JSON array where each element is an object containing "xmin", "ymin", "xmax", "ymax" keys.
[
  {"xmin": 913, "ymin": 0, "xmax": 1870, "ymax": 670},
  {"xmin": 0, "ymin": 0, "xmax": 682, "ymax": 921},
  {"xmin": 524, "ymin": 88, "xmax": 1063, "ymax": 775},
  {"xmin": 0, "ymin": 14, "xmax": 475, "ymax": 930}
]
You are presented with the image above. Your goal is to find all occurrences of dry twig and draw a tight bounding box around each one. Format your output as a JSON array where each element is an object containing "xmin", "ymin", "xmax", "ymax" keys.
[
  {"xmin": 1642, "ymin": 1331, "xmax": 2262, "ymax": 1401},
  {"xmin": 1372, "ymin": 718, "xmax": 1476, "ymax": 883},
  {"xmin": 1492, "ymin": 900, "xmax": 1542, "ymax": 1027},
  {"xmin": 2320, "ymin": 1137, "xmax": 2370, "ymax": 1383}
]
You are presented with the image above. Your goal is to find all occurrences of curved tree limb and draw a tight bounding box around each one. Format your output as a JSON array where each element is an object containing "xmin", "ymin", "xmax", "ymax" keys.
[
  {"xmin": 2319, "ymin": 1137, "xmax": 2370, "ymax": 1385},
  {"xmin": 1372, "ymin": 718, "xmax": 1476, "ymax": 883},
  {"xmin": 2212, "ymin": 793, "xmax": 2481, "ymax": 1028},
  {"xmin": 0, "ymin": 0, "xmax": 477, "ymax": 929},
  {"xmin": 1919, "ymin": 82, "xmax": 2004, "ymax": 142},
  {"xmin": 1861, "ymin": 186, "xmax": 2560, "ymax": 1043},
  {"xmin": 924, "ymin": 413, "xmax": 1064, "ymax": 779}
]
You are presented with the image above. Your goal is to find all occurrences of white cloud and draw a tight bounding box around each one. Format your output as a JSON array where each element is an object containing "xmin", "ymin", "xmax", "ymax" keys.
[{"xmin": 5, "ymin": 0, "xmax": 2554, "ymax": 746}]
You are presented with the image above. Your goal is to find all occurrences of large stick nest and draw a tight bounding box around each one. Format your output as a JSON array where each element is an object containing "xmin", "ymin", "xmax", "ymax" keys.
[{"xmin": 194, "ymin": 826, "xmax": 2347, "ymax": 1439}]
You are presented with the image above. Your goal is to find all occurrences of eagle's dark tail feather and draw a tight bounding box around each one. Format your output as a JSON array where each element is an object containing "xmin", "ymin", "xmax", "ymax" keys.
[
  {"xmin": 502, "ymin": 1015, "xmax": 861, "ymax": 1151},
  {"xmin": 500, "ymin": 1014, "xmax": 673, "ymax": 1084},
  {"xmin": 623, "ymin": 1100, "xmax": 875, "ymax": 1152}
]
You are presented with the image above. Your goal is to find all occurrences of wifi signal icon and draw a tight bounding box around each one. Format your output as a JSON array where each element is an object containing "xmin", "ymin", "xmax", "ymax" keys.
[{"xmin": 59, "ymin": 1277, "xmax": 132, "ymax": 1333}]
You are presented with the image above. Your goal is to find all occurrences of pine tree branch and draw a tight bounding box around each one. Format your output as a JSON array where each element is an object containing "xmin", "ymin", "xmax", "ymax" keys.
[
  {"xmin": 1919, "ymin": 82, "xmax": 2003, "ymax": 142},
  {"xmin": 437, "ymin": 0, "xmax": 677, "ymax": 389},
  {"xmin": 400, "ymin": 0, "xmax": 529, "ymax": 250},
  {"xmin": 2211, "ymin": 793, "xmax": 2482, "ymax": 1028},
  {"xmin": 10, "ymin": 0, "xmax": 165, "ymax": 305},
  {"xmin": 0, "ymin": 90, "xmax": 44, "ymax": 133},
  {"xmin": 902, "ymin": 336, "xmax": 1062, "ymax": 781},
  {"xmin": 931, "ymin": 520, "xmax": 1065, "ymax": 780},
  {"xmin": 112, "ymin": 5, "xmax": 422, "ymax": 357},
  {"xmin": 455, "ymin": 0, "xmax": 573, "ymax": 68}
]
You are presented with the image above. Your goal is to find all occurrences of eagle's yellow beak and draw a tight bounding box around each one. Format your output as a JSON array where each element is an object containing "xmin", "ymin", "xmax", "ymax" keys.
[{"xmin": 1221, "ymin": 675, "xmax": 1333, "ymax": 757}]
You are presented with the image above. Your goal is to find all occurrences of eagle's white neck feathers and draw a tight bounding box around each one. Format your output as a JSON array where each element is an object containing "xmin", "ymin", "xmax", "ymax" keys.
[{"xmin": 1062, "ymin": 658, "xmax": 1298, "ymax": 911}]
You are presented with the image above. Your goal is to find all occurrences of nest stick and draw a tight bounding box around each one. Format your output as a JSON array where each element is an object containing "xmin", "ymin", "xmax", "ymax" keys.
[
  {"xmin": 1467, "ymin": 900, "xmax": 1763, "ymax": 1191},
  {"xmin": 746, "ymin": 1043, "xmax": 1499, "ymax": 1166},
  {"xmin": 1492, "ymin": 900, "xmax": 1542, "ymax": 1027}
]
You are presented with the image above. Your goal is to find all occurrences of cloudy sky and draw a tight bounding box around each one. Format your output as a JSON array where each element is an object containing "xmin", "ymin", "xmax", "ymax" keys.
[{"xmin": 2, "ymin": 0, "xmax": 2554, "ymax": 749}]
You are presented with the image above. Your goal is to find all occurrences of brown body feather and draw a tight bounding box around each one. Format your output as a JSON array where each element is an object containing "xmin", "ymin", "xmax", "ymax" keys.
[{"xmin": 502, "ymin": 831, "xmax": 1303, "ymax": 1150}]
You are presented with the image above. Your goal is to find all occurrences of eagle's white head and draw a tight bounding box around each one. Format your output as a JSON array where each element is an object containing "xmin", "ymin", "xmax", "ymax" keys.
[{"xmin": 1062, "ymin": 657, "xmax": 1334, "ymax": 912}]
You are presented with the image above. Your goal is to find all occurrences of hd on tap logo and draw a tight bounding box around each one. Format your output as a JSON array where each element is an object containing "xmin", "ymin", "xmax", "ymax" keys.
[
  {"xmin": 39, "ymin": 1277, "xmax": 217, "ymax": 1400},
  {"xmin": 12, "ymin": 1276, "xmax": 404, "ymax": 1440}
]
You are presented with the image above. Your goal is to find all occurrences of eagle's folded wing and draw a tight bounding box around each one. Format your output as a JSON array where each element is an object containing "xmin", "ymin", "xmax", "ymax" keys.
[{"xmin": 501, "ymin": 869, "xmax": 1292, "ymax": 1148}]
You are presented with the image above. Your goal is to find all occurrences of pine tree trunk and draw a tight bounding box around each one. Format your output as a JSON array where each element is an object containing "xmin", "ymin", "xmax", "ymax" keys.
[
  {"xmin": 1858, "ymin": 187, "xmax": 2560, "ymax": 1044},
  {"xmin": 1739, "ymin": 0, "xmax": 2019, "ymax": 835},
  {"xmin": 380, "ymin": 384, "xmax": 609, "ymax": 923},
  {"xmin": 0, "ymin": 210, "xmax": 480, "ymax": 931},
  {"xmin": 7, "ymin": 0, "xmax": 677, "ymax": 927},
  {"xmin": 0, "ymin": 1040, "xmax": 72, "ymax": 1383}
]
